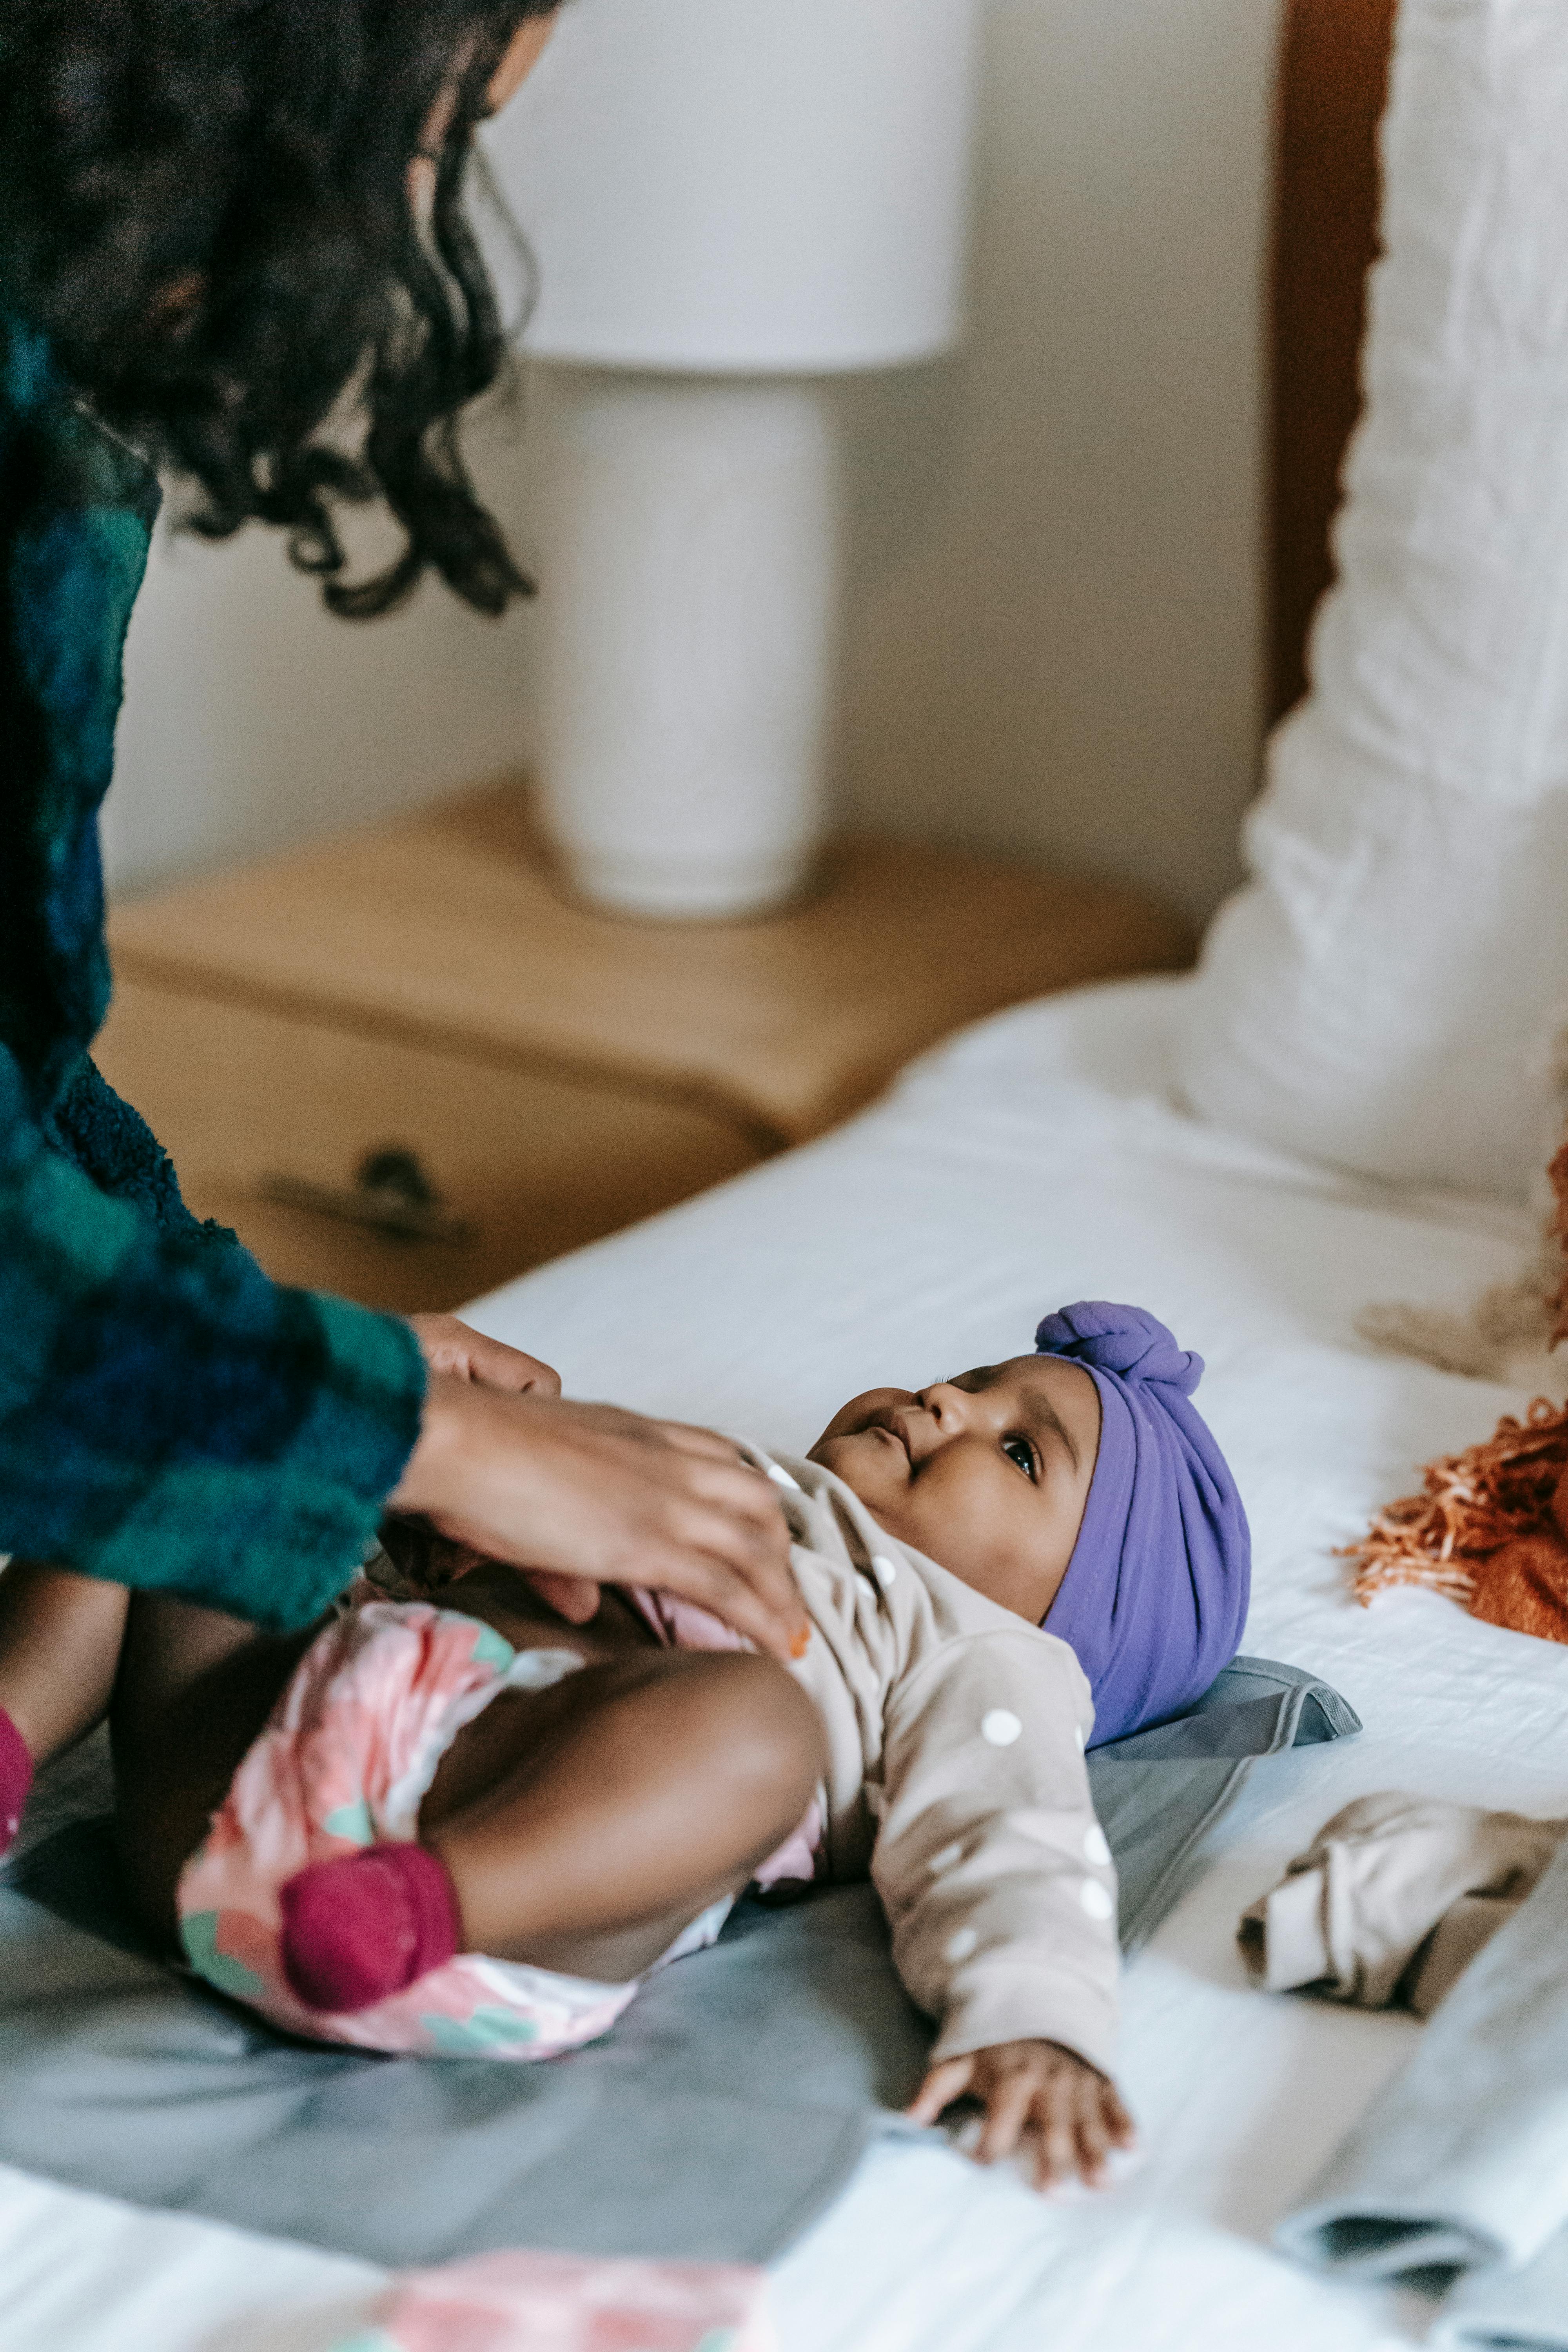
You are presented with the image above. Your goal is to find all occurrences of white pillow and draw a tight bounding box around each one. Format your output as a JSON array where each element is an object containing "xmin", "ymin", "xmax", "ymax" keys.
[{"xmin": 1176, "ymin": 0, "xmax": 1568, "ymax": 1203}]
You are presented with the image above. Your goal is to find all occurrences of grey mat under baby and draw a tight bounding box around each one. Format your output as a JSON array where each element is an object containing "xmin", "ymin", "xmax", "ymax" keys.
[{"xmin": 0, "ymin": 1653, "xmax": 1356, "ymax": 2268}]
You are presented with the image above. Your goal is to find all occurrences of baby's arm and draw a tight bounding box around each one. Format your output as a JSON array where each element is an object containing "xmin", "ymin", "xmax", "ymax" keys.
[{"xmin": 872, "ymin": 1627, "xmax": 1132, "ymax": 2190}]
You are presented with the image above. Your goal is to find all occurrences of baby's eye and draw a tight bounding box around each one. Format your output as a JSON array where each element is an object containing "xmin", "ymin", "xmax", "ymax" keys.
[{"xmin": 1001, "ymin": 1433, "xmax": 1038, "ymax": 1483}]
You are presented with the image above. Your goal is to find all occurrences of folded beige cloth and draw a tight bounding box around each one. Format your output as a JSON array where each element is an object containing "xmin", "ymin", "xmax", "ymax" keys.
[{"xmin": 1239, "ymin": 1793, "xmax": 1566, "ymax": 2015}]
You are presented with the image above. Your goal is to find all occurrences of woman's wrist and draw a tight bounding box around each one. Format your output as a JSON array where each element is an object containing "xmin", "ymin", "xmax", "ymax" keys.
[
  {"xmin": 389, "ymin": 1370, "xmax": 481, "ymax": 1521},
  {"xmin": 392, "ymin": 1322, "xmax": 565, "ymax": 1528}
]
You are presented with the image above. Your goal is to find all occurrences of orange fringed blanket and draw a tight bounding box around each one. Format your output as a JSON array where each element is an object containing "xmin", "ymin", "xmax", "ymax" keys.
[
  {"xmin": 1347, "ymin": 1130, "xmax": 1568, "ymax": 1645},
  {"xmin": 1347, "ymin": 1398, "xmax": 1568, "ymax": 1644}
]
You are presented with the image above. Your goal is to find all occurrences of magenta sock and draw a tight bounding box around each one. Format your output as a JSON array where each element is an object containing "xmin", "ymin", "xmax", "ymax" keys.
[
  {"xmin": 0, "ymin": 1709, "xmax": 34, "ymax": 1859},
  {"xmin": 279, "ymin": 1843, "xmax": 462, "ymax": 2013}
]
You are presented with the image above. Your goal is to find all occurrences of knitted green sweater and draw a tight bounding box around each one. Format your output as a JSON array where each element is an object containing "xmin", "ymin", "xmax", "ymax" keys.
[{"xmin": 0, "ymin": 314, "xmax": 426, "ymax": 1630}]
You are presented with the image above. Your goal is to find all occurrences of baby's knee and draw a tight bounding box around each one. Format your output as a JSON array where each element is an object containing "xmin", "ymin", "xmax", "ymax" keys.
[{"xmin": 702, "ymin": 1652, "xmax": 827, "ymax": 1823}]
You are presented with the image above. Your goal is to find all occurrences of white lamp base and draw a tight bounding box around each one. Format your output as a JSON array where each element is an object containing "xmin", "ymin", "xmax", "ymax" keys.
[{"xmin": 534, "ymin": 368, "xmax": 843, "ymax": 920}]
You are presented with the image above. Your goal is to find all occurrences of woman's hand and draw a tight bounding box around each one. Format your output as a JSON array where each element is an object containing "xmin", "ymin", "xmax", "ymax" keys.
[
  {"xmin": 907, "ymin": 2040, "xmax": 1136, "ymax": 2192},
  {"xmin": 385, "ymin": 1318, "xmax": 568, "ymax": 1598},
  {"xmin": 407, "ymin": 1313, "xmax": 561, "ymax": 1397},
  {"xmin": 388, "ymin": 1376, "xmax": 807, "ymax": 1663}
]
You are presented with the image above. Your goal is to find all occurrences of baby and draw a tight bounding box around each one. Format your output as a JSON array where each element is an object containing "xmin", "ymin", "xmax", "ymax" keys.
[{"xmin": 19, "ymin": 1301, "xmax": 1252, "ymax": 2191}]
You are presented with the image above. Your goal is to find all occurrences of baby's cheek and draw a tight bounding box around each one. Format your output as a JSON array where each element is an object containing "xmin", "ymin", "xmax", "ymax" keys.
[
  {"xmin": 810, "ymin": 1434, "xmax": 902, "ymax": 1514},
  {"xmin": 889, "ymin": 1497, "xmax": 987, "ymax": 1592}
]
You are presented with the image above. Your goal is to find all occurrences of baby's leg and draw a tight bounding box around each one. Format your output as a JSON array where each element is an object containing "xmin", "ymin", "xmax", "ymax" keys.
[
  {"xmin": 0, "ymin": 1563, "xmax": 130, "ymax": 1851},
  {"xmin": 423, "ymin": 1648, "xmax": 826, "ymax": 1981},
  {"xmin": 283, "ymin": 1646, "xmax": 828, "ymax": 2009},
  {"xmin": 112, "ymin": 1592, "xmax": 321, "ymax": 1944}
]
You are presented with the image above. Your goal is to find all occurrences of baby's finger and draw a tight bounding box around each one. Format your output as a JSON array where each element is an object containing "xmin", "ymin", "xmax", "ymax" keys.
[
  {"xmin": 1103, "ymin": 2084, "xmax": 1138, "ymax": 2147},
  {"xmin": 1074, "ymin": 2092, "xmax": 1114, "ymax": 2187},
  {"xmin": 1031, "ymin": 2093, "xmax": 1082, "ymax": 2190},
  {"xmin": 976, "ymin": 2071, "xmax": 1035, "ymax": 2166},
  {"xmin": 906, "ymin": 2057, "xmax": 974, "ymax": 2126}
]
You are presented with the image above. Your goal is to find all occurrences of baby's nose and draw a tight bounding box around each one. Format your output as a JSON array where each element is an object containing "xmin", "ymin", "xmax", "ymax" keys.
[{"xmin": 917, "ymin": 1381, "xmax": 973, "ymax": 1432}]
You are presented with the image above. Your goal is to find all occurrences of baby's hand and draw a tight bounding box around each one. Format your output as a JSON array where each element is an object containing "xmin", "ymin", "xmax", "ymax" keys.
[{"xmin": 907, "ymin": 2040, "xmax": 1136, "ymax": 2192}]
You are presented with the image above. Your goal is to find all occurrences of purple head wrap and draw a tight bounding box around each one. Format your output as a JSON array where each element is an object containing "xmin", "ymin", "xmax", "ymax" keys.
[{"xmin": 1034, "ymin": 1301, "xmax": 1250, "ymax": 1746}]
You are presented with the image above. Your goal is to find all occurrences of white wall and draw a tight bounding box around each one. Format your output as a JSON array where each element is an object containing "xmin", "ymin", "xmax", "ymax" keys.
[
  {"xmin": 102, "ymin": 414, "xmax": 544, "ymax": 888},
  {"xmin": 838, "ymin": 0, "xmax": 1280, "ymax": 922},
  {"xmin": 107, "ymin": 0, "xmax": 1282, "ymax": 926}
]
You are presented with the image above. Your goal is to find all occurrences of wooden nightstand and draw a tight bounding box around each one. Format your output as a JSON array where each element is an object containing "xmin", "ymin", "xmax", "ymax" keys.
[{"xmin": 96, "ymin": 782, "xmax": 1192, "ymax": 1313}]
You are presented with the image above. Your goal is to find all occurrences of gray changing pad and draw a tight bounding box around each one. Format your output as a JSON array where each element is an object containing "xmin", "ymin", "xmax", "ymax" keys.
[
  {"xmin": 1093, "ymin": 1653, "xmax": 1363, "ymax": 1954},
  {"xmin": 0, "ymin": 1653, "xmax": 1356, "ymax": 2267}
]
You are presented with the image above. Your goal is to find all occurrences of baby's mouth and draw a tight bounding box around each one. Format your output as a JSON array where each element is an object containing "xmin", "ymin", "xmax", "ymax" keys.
[{"xmin": 868, "ymin": 1416, "xmax": 913, "ymax": 1466}]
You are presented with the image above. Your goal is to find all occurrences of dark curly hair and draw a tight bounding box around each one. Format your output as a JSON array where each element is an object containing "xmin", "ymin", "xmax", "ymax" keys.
[{"xmin": 0, "ymin": 0, "xmax": 556, "ymax": 616}]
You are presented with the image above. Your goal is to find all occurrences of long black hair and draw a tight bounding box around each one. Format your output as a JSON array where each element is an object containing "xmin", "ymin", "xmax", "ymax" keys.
[{"xmin": 0, "ymin": 0, "xmax": 555, "ymax": 616}]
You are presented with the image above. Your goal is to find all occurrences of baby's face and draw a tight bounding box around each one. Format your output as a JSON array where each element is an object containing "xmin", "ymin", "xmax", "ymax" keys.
[{"xmin": 808, "ymin": 1356, "xmax": 1101, "ymax": 1623}]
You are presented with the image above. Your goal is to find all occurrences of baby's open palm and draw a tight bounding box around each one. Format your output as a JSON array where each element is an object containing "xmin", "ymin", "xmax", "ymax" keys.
[{"xmin": 908, "ymin": 2038, "xmax": 1135, "ymax": 2191}]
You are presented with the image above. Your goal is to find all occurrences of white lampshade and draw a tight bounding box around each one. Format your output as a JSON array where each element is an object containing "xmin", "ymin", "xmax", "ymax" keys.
[{"xmin": 483, "ymin": 0, "xmax": 982, "ymax": 374}]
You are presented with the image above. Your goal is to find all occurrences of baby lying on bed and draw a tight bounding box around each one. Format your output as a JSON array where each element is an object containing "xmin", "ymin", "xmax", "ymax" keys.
[{"xmin": 67, "ymin": 1302, "xmax": 1253, "ymax": 2190}]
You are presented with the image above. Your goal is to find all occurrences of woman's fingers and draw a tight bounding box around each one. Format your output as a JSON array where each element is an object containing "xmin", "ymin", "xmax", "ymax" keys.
[
  {"xmin": 621, "ymin": 1525, "xmax": 802, "ymax": 1660},
  {"xmin": 521, "ymin": 1570, "xmax": 603, "ymax": 1625},
  {"xmin": 648, "ymin": 1419, "xmax": 751, "ymax": 1464},
  {"xmin": 667, "ymin": 1466, "xmax": 798, "ymax": 1571},
  {"xmin": 391, "ymin": 1383, "xmax": 806, "ymax": 1661},
  {"xmin": 577, "ymin": 1422, "xmax": 804, "ymax": 1655},
  {"xmin": 377, "ymin": 1517, "xmax": 487, "ymax": 1592},
  {"xmin": 407, "ymin": 1314, "xmax": 562, "ymax": 1397}
]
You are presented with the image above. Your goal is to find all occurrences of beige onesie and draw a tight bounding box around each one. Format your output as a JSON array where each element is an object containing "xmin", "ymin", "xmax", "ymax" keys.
[
  {"xmin": 1239, "ymin": 1792, "xmax": 1568, "ymax": 2016},
  {"xmin": 726, "ymin": 1448, "xmax": 1119, "ymax": 2076}
]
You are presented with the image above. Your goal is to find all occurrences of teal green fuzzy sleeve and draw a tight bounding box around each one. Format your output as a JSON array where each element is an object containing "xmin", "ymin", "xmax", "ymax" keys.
[
  {"xmin": 0, "ymin": 312, "xmax": 427, "ymax": 1628},
  {"xmin": 0, "ymin": 1054, "xmax": 426, "ymax": 1625}
]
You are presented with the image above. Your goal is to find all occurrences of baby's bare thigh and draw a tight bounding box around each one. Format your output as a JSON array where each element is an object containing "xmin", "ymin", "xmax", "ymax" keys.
[
  {"xmin": 417, "ymin": 1648, "xmax": 702, "ymax": 1834},
  {"xmin": 417, "ymin": 1646, "xmax": 817, "ymax": 1982},
  {"xmin": 111, "ymin": 1595, "xmax": 318, "ymax": 1946},
  {"xmin": 415, "ymin": 1566, "xmax": 667, "ymax": 1822}
]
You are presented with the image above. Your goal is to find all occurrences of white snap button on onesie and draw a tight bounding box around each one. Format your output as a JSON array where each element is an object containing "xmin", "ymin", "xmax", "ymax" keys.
[
  {"xmin": 1079, "ymin": 1878, "xmax": 1114, "ymax": 1920},
  {"xmin": 981, "ymin": 1708, "xmax": 1023, "ymax": 1748},
  {"xmin": 945, "ymin": 1926, "xmax": 979, "ymax": 1962},
  {"xmin": 1083, "ymin": 1825, "xmax": 1111, "ymax": 1867}
]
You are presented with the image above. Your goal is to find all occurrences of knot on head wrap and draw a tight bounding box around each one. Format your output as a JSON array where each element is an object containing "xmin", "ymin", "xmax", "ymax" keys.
[
  {"xmin": 1035, "ymin": 1301, "xmax": 1249, "ymax": 1746},
  {"xmin": 1034, "ymin": 1300, "xmax": 1202, "ymax": 1396}
]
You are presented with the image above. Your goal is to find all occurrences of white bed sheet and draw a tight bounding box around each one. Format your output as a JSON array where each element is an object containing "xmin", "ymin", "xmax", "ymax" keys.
[{"xmin": 7, "ymin": 974, "xmax": 1567, "ymax": 2352}]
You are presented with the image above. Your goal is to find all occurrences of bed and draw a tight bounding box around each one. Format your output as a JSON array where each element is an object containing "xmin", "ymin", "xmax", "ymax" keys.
[
  {"xmin": 11, "ymin": 2, "xmax": 1567, "ymax": 2347},
  {"xmin": 8, "ymin": 971, "xmax": 1568, "ymax": 2352}
]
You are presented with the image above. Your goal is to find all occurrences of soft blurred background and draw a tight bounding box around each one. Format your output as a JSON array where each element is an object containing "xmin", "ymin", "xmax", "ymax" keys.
[{"xmin": 103, "ymin": 0, "xmax": 1278, "ymax": 932}]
